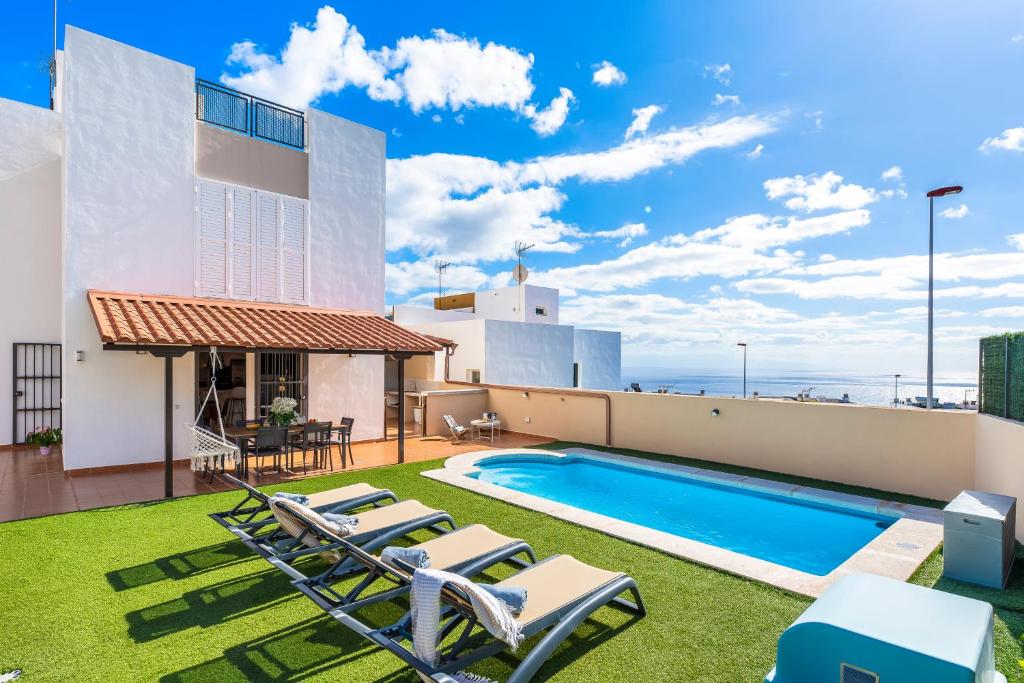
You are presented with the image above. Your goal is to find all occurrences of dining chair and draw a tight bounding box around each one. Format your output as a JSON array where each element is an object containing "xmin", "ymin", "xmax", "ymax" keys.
[
  {"xmin": 298, "ymin": 421, "xmax": 332, "ymax": 472},
  {"xmin": 252, "ymin": 426, "xmax": 289, "ymax": 480},
  {"xmin": 328, "ymin": 417, "xmax": 355, "ymax": 469}
]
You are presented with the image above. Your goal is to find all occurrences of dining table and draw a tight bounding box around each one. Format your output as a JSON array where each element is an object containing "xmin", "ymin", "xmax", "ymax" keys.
[{"xmin": 224, "ymin": 424, "xmax": 307, "ymax": 476}]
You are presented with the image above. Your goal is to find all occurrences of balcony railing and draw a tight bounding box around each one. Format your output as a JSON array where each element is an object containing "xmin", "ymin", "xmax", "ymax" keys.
[{"xmin": 196, "ymin": 79, "xmax": 305, "ymax": 150}]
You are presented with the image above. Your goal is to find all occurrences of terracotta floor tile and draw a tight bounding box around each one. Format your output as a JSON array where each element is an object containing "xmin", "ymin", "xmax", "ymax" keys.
[{"xmin": 0, "ymin": 432, "xmax": 552, "ymax": 522}]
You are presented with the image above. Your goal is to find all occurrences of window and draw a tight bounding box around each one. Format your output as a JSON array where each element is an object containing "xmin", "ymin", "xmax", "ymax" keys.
[
  {"xmin": 573, "ymin": 362, "xmax": 580, "ymax": 388},
  {"xmin": 257, "ymin": 351, "xmax": 308, "ymax": 418},
  {"xmin": 534, "ymin": 306, "xmax": 548, "ymax": 316},
  {"xmin": 195, "ymin": 178, "xmax": 307, "ymax": 303},
  {"xmin": 466, "ymin": 369, "xmax": 481, "ymax": 383}
]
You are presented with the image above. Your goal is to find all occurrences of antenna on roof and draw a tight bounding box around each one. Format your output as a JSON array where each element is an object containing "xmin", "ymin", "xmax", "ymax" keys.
[
  {"xmin": 512, "ymin": 241, "xmax": 534, "ymax": 285},
  {"xmin": 434, "ymin": 259, "xmax": 452, "ymax": 299}
]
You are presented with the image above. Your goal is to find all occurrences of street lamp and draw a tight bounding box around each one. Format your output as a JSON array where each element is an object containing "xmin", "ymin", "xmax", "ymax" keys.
[
  {"xmin": 737, "ymin": 342, "xmax": 747, "ymax": 398},
  {"xmin": 893, "ymin": 373, "xmax": 901, "ymax": 407},
  {"xmin": 925, "ymin": 185, "xmax": 963, "ymax": 409}
]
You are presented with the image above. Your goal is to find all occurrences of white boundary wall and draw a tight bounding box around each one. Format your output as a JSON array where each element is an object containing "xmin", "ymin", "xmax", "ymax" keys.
[{"xmin": 0, "ymin": 99, "xmax": 63, "ymax": 445}]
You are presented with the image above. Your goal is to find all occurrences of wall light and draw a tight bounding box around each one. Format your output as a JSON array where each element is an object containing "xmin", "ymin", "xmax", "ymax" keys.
[
  {"xmin": 75, "ymin": 350, "xmax": 85, "ymax": 362},
  {"xmin": 711, "ymin": 408, "xmax": 721, "ymax": 417},
  {"xmin": 522, "ymin": 391, "xmax": 530, "ymax": 398}
]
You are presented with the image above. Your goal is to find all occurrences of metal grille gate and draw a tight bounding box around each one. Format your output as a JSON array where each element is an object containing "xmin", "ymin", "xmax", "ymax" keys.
[
  {"xmin": 256, "ymin": 351, "xmax": 307, "ymax": 419},
  {"xmin": 12, "ymin": 343, "xmax": 62, "ymax": 444}
]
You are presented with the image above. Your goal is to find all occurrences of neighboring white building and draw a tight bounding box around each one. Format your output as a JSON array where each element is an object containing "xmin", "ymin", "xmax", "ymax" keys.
[
  {"xmin": 0, "ymin": 27, "xmax": 438, "ymax": 467},
  {"xmin": 392, "ymin": 285, "xmax": 622, "ymax": 390}
]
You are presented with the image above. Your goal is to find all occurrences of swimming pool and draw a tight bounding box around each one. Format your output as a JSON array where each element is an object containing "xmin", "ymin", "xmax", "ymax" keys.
[{"xmin": 470, "ymin": 454, "xmax": 898, "ymax": 576}]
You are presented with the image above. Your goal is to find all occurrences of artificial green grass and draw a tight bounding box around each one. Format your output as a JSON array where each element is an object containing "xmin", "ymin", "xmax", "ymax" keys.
[{"xmin": 0, "ymin": 453, "xmax": 1022, "ymax": 682}]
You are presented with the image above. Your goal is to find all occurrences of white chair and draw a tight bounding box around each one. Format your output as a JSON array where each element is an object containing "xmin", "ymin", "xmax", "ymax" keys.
[{"xmin": 442, "ymin": 414, "xmax": 467, "ymax": 443}]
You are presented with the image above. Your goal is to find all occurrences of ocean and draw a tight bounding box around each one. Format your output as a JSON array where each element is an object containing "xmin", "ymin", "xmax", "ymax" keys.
[{"xmin": 622, "ymin": 369, "xmax": 978, "ymax": 407}]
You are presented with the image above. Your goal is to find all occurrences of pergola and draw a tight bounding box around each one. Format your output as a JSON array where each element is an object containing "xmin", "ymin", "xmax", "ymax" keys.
[{"xmin": 87, "ymin": 290, "xmax": 442, "ymax": 497}]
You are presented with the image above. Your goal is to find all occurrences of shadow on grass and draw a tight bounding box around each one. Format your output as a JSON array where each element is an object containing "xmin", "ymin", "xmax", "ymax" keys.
[
  {"xmin": 107, "ymin": 540, "xmax": 255, "ymax": 591},
  {"xmin": 126, "ymin": 569, "xmax": 302, "ymax": 643},
  {"xmin": 160, "ymin": 604, "xmax": 410, "ymax": 682}
]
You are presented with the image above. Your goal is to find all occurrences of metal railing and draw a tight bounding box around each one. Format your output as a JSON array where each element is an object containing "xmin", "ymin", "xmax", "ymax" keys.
[
  {"xmin": 979, "ymin": 332, "xmax": 1024, "ymax": 421},
  {"xmin": 196, "ymin": 79, "xmax": 305, "ymax": 150}
]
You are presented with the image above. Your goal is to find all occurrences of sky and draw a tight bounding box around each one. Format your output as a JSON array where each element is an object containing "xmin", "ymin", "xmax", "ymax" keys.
[{"xmin": 3, "ymin": 1, "xmax": 1024, "ymax": 378}]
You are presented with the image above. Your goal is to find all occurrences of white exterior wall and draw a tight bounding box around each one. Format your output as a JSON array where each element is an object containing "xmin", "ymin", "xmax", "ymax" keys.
[
  {"xmin": 573, "ymin": 328, "xmax": 621, "ymax": 390},
  {"xmin": 306, "ymin": 110, "xmax": 387, "ymax": 439},
  {"xmin": 0, "ymin": 99, "xmax": 63, "ymax": 445},
  {"xmin": 473, "ymin": 285, "xmax": 559, "ymax": 324},
  {"xmin": 392, "ymin": 305, "xmax": 475, "ymax": 325},
  {"xmin": 410, "ymin": 320, "xmax": 487, "ymax": 383},
  {"xmin": 61, "ymin": 28, "xmax": 197, "ymax": 469},
  {"xmin": 484, "ymin": 320, "xmax": 574, "ymax": 387}
]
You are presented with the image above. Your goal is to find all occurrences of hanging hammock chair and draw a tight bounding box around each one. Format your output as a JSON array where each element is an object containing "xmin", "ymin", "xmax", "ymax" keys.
[{"xmin": 188, "ymin": 348, "xmax": 241, "ymax": 475}]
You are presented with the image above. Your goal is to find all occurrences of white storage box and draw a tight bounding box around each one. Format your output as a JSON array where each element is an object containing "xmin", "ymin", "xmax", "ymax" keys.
[{"xmin": 943, "ymin": 490, "xmax": 1016, "ymax": 589}]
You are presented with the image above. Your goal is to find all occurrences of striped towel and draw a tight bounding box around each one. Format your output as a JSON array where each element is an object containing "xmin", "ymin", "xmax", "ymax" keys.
[{"xmin": 411, "ymin": 567, "xmax": 523, "ymax": 683}]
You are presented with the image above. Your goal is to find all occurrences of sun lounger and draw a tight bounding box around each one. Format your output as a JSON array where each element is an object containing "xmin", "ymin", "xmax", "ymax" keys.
[
  {"xmin": 295, "ymin": 523, "xmax": 537, "ymax": 611},
  {"xmin": 300, "ymin": 527, "xmax": 646, "ymax": 683},
  {"xmin": 442, "ymin": 414, "xmax": 468, "ymax": 443},
  {"xmin": 209, "ymin": 472, "xmax": 398, "ymax": 531},
  {"xmin": 232, "ymin": 496, "xmax": 457, "ymax": 581}
]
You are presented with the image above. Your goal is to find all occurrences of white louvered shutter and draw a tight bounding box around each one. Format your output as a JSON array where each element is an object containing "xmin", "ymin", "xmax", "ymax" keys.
[
  {"xmin": 196, "ymin": 180, "xmax": 229, "ymax": 297},
  {"xmin": 257, "ymin": 193, "xmax": 280, "ymax": 301},
  {"xmin": 280, "ymin": 196, "xmax": 307, "ymax": 303},
  {"xmin": 230, "ymin": 187, "xmax": 257, "ymax": 299}
]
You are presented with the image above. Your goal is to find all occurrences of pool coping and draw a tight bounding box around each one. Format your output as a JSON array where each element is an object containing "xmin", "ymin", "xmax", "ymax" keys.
[{"xmin": 421, "ymin": 447, "xmax": 944, "ymax": 598}]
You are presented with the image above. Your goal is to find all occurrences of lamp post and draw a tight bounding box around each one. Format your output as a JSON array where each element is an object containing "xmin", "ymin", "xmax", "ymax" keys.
[
  {"xmin": 925, "ymin": 185, "xmax": 963, "ymax": 409},
  {"xmin": 737, "ymin": 342, "xmax": 747, "ymax": 398},
  {"xmin": 893, "ymin": 373, "xmax": 901, "ymax": 407}
]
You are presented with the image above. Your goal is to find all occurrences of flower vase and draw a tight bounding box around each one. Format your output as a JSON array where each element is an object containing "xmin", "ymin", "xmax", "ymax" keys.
[{"xmin": 39, "ymin": 446, "xmax": 51, "ymax": 456}]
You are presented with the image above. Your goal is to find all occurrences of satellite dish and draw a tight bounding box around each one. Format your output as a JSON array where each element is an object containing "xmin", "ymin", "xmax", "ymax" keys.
[{"xmin": 513, "ymin": 263, "xmax": 529, "ymax": 284}]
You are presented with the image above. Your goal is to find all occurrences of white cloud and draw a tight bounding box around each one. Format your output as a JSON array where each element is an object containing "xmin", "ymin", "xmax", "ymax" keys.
[
  {"xmin": 979, "ymin": 127, "xmax": 1024, "ymax": 152},
  {"xmin": 979, "ymin": 306, "xmax": 1024, "ymax": 318},
  {"xmin": 385, "ymin": 113, "xmax": 778, "ymax": 282},
  {"xmin": 624, "ymin": 104, "xmax": 664, "ymax": 140},
  {"xmin": 1013, "ymin": 34, "xmax": 1024, "ymax": 43},
  {"xmin": 221, "ymin": 7, "xmax": 572, "ymax": 134},
  {"xmin": 746, "ymin": 143, "xmax": 764, "ymax": 159},
  {"xmin": 385, "ymin": 28, "xmax": 534, "ymax": 112},
  {"xmin": 431, "ymin": 114, "xmax": 442, "ymax": 123},
  {"xmin": 763, "ymin": 171, "xmax": 877, "ymax": 213},
  {"xmin": 592, "ymin": 60, "xmax": 626, "ymax": 86},
  {"xmin": 735, "ymin": 249, "xmax": 1024, "ymax": 300},
  {"xmin": 939, "ymin": 204, "xmax": 969, "ymax": 219},
  {"xmin": 528, "ymin": 209, "xmax": 868, "ymax": 293},
  {"xmin": 881, "ymin": 165, "xmax": 903, "ymax": 182},
  {"xmin": 704, "ymin": 63, "xmax": 732, "ymax": 85},
  {"xmin": 593, "ymin": 223, "xmax": 648, "ymax": 247},
  {"xmin": 805, "ymin": 110, "xmax": 824, "ymax": 130},
  {"xmin": 523, "ymin": 87, "xmax": 575, "ymax": 136},
  {"xmin": 222, "ymin": 8, "xmax": 399, "ymax": 110},
  {"xmin": 1009, "ymin": 233, "xmax": 1024, "ymax": 251},
  {"xmin": 386, "ymin": 259, "xmax": 490, "ymax": 296},
  {"xmin": 644, "ymin": 205, "xmax": 653, "ymax": 214},
  {"xmin": 713, "ymin": 94, "xmax": 741, "ymax": 106},
  {"xmin": 879, "ymin": 188, "xmax": 908, "ymax": 199}
]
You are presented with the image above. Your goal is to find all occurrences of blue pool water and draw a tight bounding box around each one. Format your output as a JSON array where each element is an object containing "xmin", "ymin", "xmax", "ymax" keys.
[{"xmin": 472, "ymin": 455, "xmax": 897, "ymax": 576}]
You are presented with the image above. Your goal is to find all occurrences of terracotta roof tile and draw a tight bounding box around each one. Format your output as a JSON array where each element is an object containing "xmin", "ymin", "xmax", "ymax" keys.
[{"xmin": 88, "ymin": 291, "xmax": 441, "ymax": 355}]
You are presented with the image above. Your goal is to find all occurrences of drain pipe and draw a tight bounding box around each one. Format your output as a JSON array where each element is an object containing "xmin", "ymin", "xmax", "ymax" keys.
[{"xmin": 441, "ymin": 342, "xmax": 613, "ymax": 446}]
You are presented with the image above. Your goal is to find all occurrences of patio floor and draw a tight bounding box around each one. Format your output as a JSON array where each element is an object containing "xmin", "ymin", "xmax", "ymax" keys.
[{"xmin": 0, "ymin": 430, "xmax": 551, "ymax": 522}]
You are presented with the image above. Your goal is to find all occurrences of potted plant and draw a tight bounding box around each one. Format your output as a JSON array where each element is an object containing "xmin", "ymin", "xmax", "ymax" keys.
[
  {"xmin": 26, "ymin": 426, "xmax": 62, "ymax": 455},
  {"xmin": 268, "ymin": 397, "xmax": 298, "ymax": 426}
]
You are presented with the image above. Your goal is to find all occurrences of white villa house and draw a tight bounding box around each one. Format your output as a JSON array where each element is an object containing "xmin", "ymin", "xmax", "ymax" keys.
[
  {"xmin": 0, "ymin": 27, "xmax": 442, "ymax": 474},
  {"xmin": 392, "ymin": 285, "xmax": 622, "ymax": 390}
]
